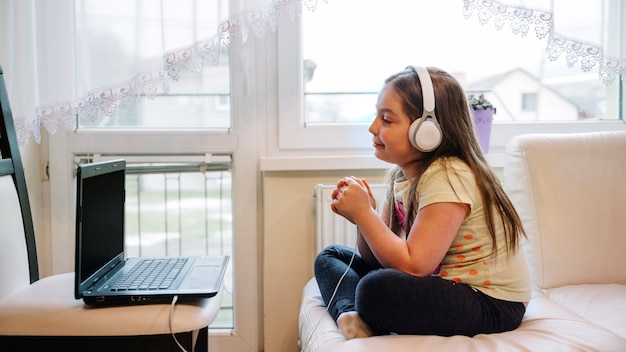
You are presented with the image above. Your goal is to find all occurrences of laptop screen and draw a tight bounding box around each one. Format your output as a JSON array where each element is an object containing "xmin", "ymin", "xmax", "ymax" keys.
[{"xmin": 75, "ymin": 159, "xmax": 126, "ymax": 296}]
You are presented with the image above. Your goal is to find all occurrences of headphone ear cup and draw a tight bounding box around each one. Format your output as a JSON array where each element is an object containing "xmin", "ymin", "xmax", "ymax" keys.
[
  {"xmin": 409, "ymin": 117, "xmax": 442, "ymax": 152},
  {"xmin": 408, "ymin": 118, "xmax": 422, "ymax": 150}
]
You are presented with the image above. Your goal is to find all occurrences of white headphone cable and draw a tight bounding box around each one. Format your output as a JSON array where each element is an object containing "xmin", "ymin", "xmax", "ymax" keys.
[
  {"xmin": 169, "ymin": 295, "xmax": 189, "ymax": 352},
  {"xmin": 302, "ymin": 235, "xmax": 358, "ymax": 352}
]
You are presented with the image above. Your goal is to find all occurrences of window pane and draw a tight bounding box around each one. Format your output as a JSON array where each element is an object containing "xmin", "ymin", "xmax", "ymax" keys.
[
  {"xmin": 522, "ymin": 93, "xmax": 539, "ymax": 112},
  {"xmin": 302, "ymin": 0, "xmax": 621, "ymax": 123},
  {"xmin": 74, "ymin": 0, "xmax": 231, "ymax": 129},
  {"xmin": 125, "ymin": 165, "xmax": 233, "ymax": 329},
  {"xmin": 91, "ymin": 88, "xmax": 231, "ymax": 129}
]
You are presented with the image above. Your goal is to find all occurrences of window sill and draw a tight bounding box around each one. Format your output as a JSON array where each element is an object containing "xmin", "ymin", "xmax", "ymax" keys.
[{"xmin": 260, "ymin": 154, "xmax": 505, "ymax": 171}]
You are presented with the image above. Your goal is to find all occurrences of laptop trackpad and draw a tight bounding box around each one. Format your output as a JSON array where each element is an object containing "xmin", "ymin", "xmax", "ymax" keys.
[{"xmin": 179, "ymin": 265, "xmax": 219, "ymax": 290}]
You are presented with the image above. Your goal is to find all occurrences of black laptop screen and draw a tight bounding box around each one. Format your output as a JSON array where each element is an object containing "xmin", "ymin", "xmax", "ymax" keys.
[{"xmin": 76, "ymin": 160, "xmax": 126, "ymax": 286}]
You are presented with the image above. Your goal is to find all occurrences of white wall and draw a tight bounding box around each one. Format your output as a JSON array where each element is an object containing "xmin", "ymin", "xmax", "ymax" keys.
[{"xmin": 262, "ymin": 169, "xmax": 386, "ymax": 352}]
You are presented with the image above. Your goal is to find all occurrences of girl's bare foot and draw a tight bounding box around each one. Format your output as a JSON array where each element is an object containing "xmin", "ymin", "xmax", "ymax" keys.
[{"xmin": 337, "ymin": 311, "xmax": 372, "ymax": 339}]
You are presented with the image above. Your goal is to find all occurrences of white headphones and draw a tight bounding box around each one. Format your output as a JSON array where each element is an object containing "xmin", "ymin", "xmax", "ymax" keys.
[{"xmin": 406, "ymin": 66, "xmax": 442, "ymax": 152}]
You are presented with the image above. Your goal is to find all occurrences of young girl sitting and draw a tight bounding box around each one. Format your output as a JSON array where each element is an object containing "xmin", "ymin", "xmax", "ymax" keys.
[{"xmin": 314, "ymin": 66, "xmax": 531, "ymax": 339}]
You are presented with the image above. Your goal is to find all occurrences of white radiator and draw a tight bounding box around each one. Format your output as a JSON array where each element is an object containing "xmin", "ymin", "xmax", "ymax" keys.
[{"xmin": 314, "ymin": 183, "xmax": 387, "ymax": 253}]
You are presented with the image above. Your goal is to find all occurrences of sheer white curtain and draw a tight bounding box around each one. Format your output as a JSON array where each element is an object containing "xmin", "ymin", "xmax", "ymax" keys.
[
  {"xmin": 1, "ymin": 0, "xmax": 623, "ymax": 146},
  {"xmin": 0, "ymin": 0, "xmax": 312, "ymax": 145},
  {"xmin": 463, "ymin": 0, "xmax": 624, "ymax": 86},
  {"xmin": 0, "ymin": 0, "xmax": 41, "ymax": 144}
]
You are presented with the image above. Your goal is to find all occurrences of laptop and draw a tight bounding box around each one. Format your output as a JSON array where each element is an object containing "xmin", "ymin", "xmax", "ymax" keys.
[{"xmin": 74, "ymin": 159, "xmax": 229, "ymax": 307}]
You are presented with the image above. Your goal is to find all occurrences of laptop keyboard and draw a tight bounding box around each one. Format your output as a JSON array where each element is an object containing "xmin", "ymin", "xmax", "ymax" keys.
[{"xmin": 110, "ymin": 258, "xmax": 188, "ymax": 291}]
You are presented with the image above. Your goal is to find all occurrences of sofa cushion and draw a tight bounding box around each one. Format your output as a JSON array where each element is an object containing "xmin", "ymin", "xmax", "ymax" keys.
[
  {"xmin": 544, "ymin": 284, "xmax": 626, "ymax": 339},
  {"xmin": 504, "ymin": 132, "xmax": 626, "ymax": 290},
  {"xmin": 299, "ymin": 278, "xmax": 626, "ymax": 352}
]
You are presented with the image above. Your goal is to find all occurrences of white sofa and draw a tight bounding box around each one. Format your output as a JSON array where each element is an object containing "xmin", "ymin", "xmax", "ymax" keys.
[{"xmin": 299, "ymin": 131, "xmax": 626, "ymax": 352}]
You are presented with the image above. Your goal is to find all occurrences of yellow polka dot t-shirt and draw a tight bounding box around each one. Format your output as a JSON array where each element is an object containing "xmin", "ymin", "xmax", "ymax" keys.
[{"xmin": 394, "ymin": 157, "xmax": 531, "ymax": 303}]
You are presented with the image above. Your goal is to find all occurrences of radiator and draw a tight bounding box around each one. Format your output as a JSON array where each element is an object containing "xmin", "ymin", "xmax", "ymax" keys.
[{"xmin": 314, "ymin": 183, "xmax": 387, "ymax": 253}]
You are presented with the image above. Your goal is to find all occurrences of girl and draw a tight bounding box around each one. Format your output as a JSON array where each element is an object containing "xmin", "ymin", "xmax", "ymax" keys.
[{"xmin": 314, "ymin": 66, "xmax": 531, "ymax": 339}]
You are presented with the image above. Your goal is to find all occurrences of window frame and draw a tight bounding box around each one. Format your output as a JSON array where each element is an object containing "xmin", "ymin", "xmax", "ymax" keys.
[{"xmin": 51, "ymin": 130, "xmax": 260, "ymax": 349}]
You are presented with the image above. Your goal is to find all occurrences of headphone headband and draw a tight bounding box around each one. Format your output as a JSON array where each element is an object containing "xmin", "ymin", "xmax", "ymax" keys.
[{"xmin": 407, "ymin": 65, "xmax": 436, "ymax": 120}]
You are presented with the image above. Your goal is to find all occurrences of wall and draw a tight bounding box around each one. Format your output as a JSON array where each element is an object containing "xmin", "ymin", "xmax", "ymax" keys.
[
  {"xmin": 19, "ymin": 137, "xmax": 49, "ymax": 277},
  {"xmin": 262, "ymin": 169, "xmax": 386, "ymax": 352}
]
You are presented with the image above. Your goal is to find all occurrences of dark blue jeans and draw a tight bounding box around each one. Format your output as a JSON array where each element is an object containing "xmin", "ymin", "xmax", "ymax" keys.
[{"xmin": 314, "ymin": 245, "xmax": 526, "ymax": 337}]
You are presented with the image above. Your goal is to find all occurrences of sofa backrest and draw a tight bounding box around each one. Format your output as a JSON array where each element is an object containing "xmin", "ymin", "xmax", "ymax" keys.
[{"xmin": 504, "ymin": 131, "xmax": 626, "ymax": 290}]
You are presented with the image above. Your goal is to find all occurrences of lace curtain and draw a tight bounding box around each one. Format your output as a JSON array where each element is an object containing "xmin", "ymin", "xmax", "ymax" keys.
[
  {"xmin": 1, "ymin": 0, "xmax": 316, "ymax": 145},
  {"xmin": 463, "ymin": 0, "xmax": 624, "ymax": 86},
  {"xmin": 1, "ymin": 0, "xmax": 623, "ymax": 145}
]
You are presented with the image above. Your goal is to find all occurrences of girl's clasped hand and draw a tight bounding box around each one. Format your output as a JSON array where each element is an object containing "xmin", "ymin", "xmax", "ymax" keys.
[{"xmin": 330, "ymin": 177, "xmax": 376, "ymax": 224}]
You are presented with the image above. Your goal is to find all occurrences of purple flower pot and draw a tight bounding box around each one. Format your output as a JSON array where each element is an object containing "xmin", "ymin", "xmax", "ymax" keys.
[{"xmin": 472, "ymin": 108, "xmax": 494, "ymax": 153}]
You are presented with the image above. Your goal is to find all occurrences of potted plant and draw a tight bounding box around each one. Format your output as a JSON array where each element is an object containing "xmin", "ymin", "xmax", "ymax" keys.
[{"xmin": 467, "ymin": 93, "xmax": 495, "ymax": 153}]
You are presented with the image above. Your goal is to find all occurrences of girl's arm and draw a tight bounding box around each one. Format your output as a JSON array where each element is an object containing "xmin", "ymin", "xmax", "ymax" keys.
[
  {"xmin": 331, "ymin": 177, "xmax": 382, "ymax": 267},
  {"xmin": 356, "ymin": 199, "xmax": 389, "ymax": 268},
  {"xmin": 334, "ymin": 177, "xmax": 468, "ymax": 276}
]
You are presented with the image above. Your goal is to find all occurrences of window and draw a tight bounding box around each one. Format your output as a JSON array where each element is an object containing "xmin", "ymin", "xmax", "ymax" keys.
[
  {"xmin": 277, "ymin": 0, "xmax": 625, "ymax": 153},
  {"xmin": 522, "ymin": 93, "xmax": 538, "ymax": 111},
  {"xmin": 302, "ymin": 1, "xmax": 620, "ymax": 123},
  {"xmin": 42, "ymin": 1, "xmax": 259, "ymax": 348},
  {"xmin": 71, "ymin": 1, "xmax": 237, "ymax": 330}
]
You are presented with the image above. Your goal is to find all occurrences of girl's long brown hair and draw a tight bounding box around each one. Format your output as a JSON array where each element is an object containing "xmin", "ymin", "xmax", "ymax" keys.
[{"xmin": 383, "ymin": 67, "xmax": 525, "ymax": 254}]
